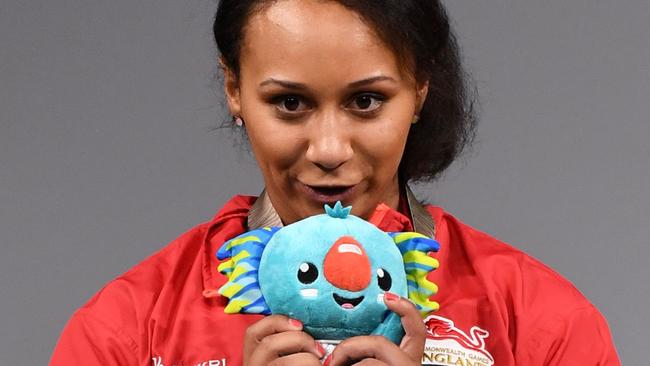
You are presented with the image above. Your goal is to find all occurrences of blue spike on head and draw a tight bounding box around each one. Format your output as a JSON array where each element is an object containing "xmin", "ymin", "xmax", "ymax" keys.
[{"xmin": 324, "ymin": 201, "xmax": 352, "ymax": 218}]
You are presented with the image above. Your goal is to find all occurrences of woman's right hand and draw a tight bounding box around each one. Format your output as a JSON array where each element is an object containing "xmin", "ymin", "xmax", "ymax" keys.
[{"xmin": 243, "ymin": 315, "xmax": 326, "ymax": 366}]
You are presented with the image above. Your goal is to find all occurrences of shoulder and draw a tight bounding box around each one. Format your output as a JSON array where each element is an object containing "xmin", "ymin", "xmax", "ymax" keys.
[
  {"xmin": 424, "ymin": 206, "xmax": 620, "ymax": 363},
  {"xmin": 426, "ymin": 205, "xmax": 593, "ymax": 311},
  {"xmin": 71, "ymin": 221, "xmax": 210, "ymax": 341},
  {"xmin": 68, "ymin": 195, "xmax": 255, "ymax": 345}
]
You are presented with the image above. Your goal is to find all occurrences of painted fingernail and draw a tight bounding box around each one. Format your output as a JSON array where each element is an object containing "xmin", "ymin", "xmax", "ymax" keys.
[
  {"xmin": 315, "ymin": 341, "xmax": 326, "ymax": 357},
  {"xmin": 384, "ymin": 292, "xmax": 400, "ymax": 302},
  {"xmin": 288, "ymin": 318, "xmax": 303, "ymax": 328}
]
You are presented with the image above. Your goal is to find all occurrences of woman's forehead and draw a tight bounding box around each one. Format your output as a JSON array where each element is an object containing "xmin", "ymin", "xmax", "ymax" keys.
[
  {"xmin": 239, "ymin": 0, "xmax": 406, "ymax": 84},
  {"xmin": 253, "ymin": 1, "xmax": 369, "ymax": 38}
]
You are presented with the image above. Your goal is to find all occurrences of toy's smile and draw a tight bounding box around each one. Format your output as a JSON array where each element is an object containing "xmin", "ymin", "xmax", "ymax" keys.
[{"xmin": 333, "ymin": 293, "xmax": 364, "ymax": 309}]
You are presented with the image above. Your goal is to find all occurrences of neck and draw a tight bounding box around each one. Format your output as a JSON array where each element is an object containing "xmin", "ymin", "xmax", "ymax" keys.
[{"xmin": 248, "ymin": 184, "xmax": 436, "ymax": 238}]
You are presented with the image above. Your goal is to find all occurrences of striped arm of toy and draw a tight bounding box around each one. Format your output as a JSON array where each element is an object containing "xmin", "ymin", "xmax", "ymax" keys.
[
  {"xmin": 216, "ymin": 227, "xmax": 280, "ymax": 314},
  {"xmin": 389, "ymin": 232, "xmax": 440, "ymax": 316}
]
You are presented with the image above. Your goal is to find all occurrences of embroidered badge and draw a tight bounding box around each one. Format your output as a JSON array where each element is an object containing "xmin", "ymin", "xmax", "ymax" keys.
[{"xmin": 421, "ymin": 315, "xmax": 494, "ymax": 366}]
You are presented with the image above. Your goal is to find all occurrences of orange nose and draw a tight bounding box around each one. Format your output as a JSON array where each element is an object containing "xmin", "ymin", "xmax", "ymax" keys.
[{"xmin": 323, "ymin": 236, "xmax": 371, "ymax": 291}]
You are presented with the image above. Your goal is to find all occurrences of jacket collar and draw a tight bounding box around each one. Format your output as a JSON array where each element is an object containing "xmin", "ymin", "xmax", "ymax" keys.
[{"xmin": 247, "ymin": 185, "xmax": 435, "ymax": 238}]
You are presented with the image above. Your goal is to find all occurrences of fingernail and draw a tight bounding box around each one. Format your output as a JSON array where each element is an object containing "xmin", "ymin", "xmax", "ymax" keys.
[
  {"xmin": 315, "ymin": 341, "xmax": 326, "ymax": 358},
  {"xmin": 323, "ymin": 354, "xmax": 333, "ymax": 366},
  {"xmin": 384, "ymin": 292, "xmax": 400, "ymax": 302},
  {"xmin": 288, "ymin": 318, "xmax": 303, "ymax": 328}
]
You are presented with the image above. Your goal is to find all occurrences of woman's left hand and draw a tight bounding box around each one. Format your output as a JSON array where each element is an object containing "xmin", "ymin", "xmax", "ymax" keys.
[{"xmin": 325, "ymin": 292, "xmax": 427, "ymax": 366}]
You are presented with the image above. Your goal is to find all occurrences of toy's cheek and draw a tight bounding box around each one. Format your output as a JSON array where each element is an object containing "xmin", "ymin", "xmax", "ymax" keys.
[{"xmin": 300, "ymin": 288, "xmax": 319, "ymax": 299}]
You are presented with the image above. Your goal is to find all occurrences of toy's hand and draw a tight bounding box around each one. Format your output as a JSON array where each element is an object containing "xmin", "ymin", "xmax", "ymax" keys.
[
  {"xmin": 324, "ymin": 293, "xmax": 426, "ymax": 366},
  {"xmin": 243, "ymin": 314, "xmax": 326, "ymax": 366}
]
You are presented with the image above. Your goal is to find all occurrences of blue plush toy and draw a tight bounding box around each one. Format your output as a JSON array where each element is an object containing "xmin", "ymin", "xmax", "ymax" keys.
[{"xmin": 217, "ymin": 202, "xmax": 440, "ymax": 344}]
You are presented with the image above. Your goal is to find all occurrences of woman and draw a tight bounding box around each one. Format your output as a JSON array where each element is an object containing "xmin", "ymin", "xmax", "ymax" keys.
[{"xmin": 50, "ymin": 0, "xmax": 620, "ymax": 365}]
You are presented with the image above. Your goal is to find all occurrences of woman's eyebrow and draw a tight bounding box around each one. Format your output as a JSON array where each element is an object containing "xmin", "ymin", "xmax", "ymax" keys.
[
  {"xmin": 259, "ymin": 78, "xmax": 307, "ymax": 90},
  {"xmin": 347, "ymin": 75, "xmax": 397, "ymax": 88},
  {"xmin": 258, "ymin": 75, "xmax": 397, "ymax": 90}
]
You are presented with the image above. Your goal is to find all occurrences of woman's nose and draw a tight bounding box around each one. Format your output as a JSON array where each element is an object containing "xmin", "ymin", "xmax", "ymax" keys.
[{"xmin": 305, "ymin": 114, "xmax": 353, "ymax": 170}]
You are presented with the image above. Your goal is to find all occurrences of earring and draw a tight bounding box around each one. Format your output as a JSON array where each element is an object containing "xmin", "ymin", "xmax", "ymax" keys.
[
  {"xmin": 233, "ymin": 115, "xmax": 244, "ymax": 126},
  {"xmin": 411, "ymin": 115, "xmax": 420, "ymax": 124}
]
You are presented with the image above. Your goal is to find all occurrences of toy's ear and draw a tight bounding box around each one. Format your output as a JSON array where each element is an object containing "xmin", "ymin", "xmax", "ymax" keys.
[
  {"xmin": 216, "ymin": 227, "xmax": 280, "ymax": 314},
  {"xmin": 389, "ymin": 232, "xmax": 440, "ymax": 316}
]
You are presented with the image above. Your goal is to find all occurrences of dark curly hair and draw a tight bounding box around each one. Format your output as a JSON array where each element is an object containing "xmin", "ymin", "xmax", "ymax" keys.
[{"xmin": 213, "ymin": 0, "xmax": 477, "ymax": 182}]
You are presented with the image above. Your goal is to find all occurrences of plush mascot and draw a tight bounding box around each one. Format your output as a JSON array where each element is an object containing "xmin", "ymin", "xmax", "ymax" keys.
[{"xmin": 216, "ymin": 202, "xmax": 439, "ymax": 344}]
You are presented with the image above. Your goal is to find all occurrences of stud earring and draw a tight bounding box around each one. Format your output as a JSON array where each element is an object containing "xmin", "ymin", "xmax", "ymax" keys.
[
  {"xmin": 411, "ymin": 115, "xmax": 420, "ymax": 124},
  {"xmin": 233, "ymin": 115, "xmax": 244, "ymax": 126}
]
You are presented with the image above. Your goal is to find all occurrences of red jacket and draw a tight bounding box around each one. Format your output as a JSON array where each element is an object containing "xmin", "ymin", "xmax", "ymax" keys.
[{"xmin": 50, "ymin": 195, "xmax": 620, "ymax": 365}]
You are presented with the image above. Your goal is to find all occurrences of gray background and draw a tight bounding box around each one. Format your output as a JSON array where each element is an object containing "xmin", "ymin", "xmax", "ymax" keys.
[{"xmin": 1, "ymin": 0, "xmax": 647, "ymax": 364}]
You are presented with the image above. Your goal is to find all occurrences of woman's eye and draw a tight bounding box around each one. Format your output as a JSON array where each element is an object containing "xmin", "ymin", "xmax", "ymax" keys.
[
  {"xmin": 273, "ymin": 95, "xmax": 308, "ymax": 113},
  {"xmin": 348, "ymin": 93, "xmax": 385, "ymax": 112}
]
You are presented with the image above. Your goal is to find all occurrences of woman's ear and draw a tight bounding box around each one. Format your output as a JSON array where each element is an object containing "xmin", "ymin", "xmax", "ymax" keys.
[
  {"xmin": 415, "ymin": 80, "xmax": 429, "ymax": 114},
  {"xmin": 220, "ymin": 57, "xmax": 242, "ymax": 116}
]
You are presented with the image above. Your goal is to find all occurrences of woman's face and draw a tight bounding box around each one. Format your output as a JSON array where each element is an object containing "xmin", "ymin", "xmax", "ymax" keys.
[{"xmin": 224, "ymin": 0, "xmax": 427, "ymax": 224}]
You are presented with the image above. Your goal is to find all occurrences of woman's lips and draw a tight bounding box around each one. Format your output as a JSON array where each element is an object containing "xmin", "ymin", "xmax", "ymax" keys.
[{"xmin": 299, "ymin": 183, "xmax": 358, "ymax": 204}]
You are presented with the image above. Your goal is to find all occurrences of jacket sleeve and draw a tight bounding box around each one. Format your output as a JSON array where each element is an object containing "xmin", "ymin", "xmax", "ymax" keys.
[
  {"xmin": 49, "ymin": 310, "xmax": 138, "ymax": 366},
  {"xmin": 517, "ymin": 305, "xmax": 621, "ymax": 366}
]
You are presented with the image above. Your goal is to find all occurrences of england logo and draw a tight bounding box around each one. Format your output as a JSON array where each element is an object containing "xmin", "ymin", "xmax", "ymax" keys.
[{"xmin": 421, "ymin": 315, "xmax": 494, "ymax": 366}]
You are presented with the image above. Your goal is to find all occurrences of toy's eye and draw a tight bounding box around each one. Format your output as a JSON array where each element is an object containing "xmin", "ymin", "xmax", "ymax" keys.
[
  {"xmin": 377, "ymin": 268, "xmax": 392, "ymax": 291},
  {"xmin": 298, "ymin": 262, "xmax": 319, "ymax": 284}
]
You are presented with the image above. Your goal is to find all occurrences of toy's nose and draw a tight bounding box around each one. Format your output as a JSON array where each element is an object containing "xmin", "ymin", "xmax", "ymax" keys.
[{"xmin": 323, "ymin": 236, "xmax": 371, "ymax": 291}]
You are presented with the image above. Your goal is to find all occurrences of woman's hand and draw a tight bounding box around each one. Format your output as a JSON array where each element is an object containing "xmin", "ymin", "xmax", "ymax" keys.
[
  {"xmin": 325, "ymin": 293, "xmax": 427, "ymax": 366},
  {"xmin": 243, "ymin": 314, "xmax": 326, "ymax": 366}
]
